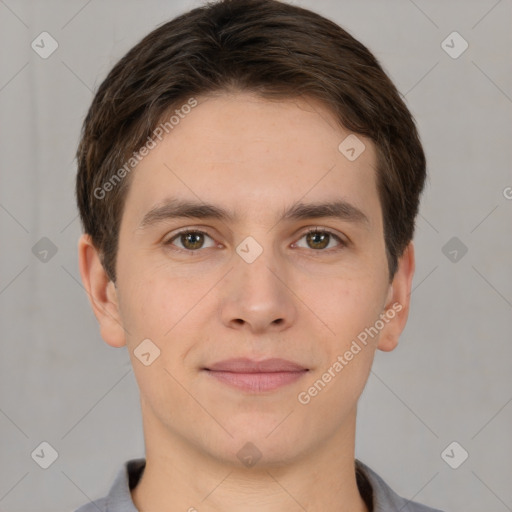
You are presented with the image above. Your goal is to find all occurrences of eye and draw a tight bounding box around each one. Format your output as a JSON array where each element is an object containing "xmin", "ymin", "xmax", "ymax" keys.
[
  {"xmin": 293, "ymin": 228, "xmax": 346, "ymax": 251},
  {"xmin": 163, "ymin": 227, "xmax": 347, "ymax": 254},
  {"xmin": 164, "ymin": 229, "xmax": 216, "ymax": 252}
]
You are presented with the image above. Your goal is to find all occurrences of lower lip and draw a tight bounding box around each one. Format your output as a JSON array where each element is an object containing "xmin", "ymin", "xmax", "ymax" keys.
[{"xmin": 204, "ymin": 370, "xmax": 308, "ymax": 392}]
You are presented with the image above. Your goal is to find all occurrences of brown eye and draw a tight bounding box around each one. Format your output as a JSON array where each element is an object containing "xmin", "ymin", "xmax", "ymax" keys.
[
  {"xmin": 165, "ymin": 230, "xmax": 215, "ymax": 251},
  {"xmin": 180, "ymin": 232, "xmax": 204, "ymax": 250},
  {"xmin": 295, "ymin": 229, "xmax": 345, "ymax": 251},
  {"xmin": 306, "ymin": 231, "xmax": 330, "ymax": 250}
]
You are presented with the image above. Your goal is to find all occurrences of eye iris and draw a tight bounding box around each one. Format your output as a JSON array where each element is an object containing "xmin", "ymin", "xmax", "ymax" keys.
[
  {"xmin": 182, "ymin": 232, "xmax": 204, "ymax": 250},
  {"xmin": 176, "ymin": 231, "xmax": 334, "ymax": 251},
  {"xmin": 307, "ymin": 231, "xmax": 329, "ymax": 250}
]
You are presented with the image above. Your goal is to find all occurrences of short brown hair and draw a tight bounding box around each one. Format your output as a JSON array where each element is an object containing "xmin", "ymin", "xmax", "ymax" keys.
[{"xmin": 76, "ymin": 0, "xmax": 426, "ymax": 282}]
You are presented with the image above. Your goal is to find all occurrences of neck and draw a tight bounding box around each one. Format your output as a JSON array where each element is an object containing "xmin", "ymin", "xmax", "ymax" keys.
[{"xmin": 131, "ymin": 405, "xmax": 368, "ymax": 512}]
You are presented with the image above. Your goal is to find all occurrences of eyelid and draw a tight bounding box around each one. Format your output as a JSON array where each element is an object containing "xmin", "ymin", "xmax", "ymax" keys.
[
  {"xmin": 163, "ymin": 225, "xmax": 348, "ymax": 252},
  {"xmin": 163, "ymin": 227, "xmax": 218, "ymax": 247},
  {"xmin": 294, "ymin": 226, "xmax": 348, "ymax": 249}
]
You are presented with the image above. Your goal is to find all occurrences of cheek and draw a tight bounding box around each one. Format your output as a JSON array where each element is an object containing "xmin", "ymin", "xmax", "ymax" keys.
[
  {"xmin": 120, "ymin": 275, "xmax": 198, "ymax": 415},
  {"xmin": 117, "ymin": 272, "xmax": 175, "ymax": 344},
  {"xmin": 297, "ymin": 279, "xmax": 382, "ymax": 417},
  {"xmin": 308, "ymin": 272, "xmax": 388, "ymax": 343},
  {"xmin": 118, "ymin": 270, "xmax": 211, "ymax": 381}
]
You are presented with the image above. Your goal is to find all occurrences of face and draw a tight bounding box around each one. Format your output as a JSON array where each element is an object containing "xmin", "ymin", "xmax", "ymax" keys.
[{"xmin": 80, "ymin": 91, "xmax": 414, "ymax": 468}]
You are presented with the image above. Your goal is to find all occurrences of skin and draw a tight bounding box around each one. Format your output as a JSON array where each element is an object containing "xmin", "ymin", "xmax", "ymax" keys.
[{"xmin": 78, "ymin": 91, "xmax": 415, "ymax": 512}]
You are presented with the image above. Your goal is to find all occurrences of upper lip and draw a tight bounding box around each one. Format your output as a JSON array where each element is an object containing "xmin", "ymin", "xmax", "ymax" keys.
[{"xmin": 204, "ymin": 358, "xmax": 308, "ymax": 373}]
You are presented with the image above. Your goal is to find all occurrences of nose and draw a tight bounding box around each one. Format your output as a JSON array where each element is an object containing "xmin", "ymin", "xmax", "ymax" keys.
[{"xmin": 219, "ymin": 243, "xmax": 297, "ymax": 335}]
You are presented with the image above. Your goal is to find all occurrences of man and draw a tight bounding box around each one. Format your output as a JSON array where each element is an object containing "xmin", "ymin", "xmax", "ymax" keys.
[{"xmin": 75, "ymin": 0, "xmax": 444, "ymax": 510}]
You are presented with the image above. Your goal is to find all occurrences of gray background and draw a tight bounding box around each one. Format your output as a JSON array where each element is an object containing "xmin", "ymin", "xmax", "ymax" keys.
[{"xmin": 1, "ymin": 0, "xmax": 511, "ymax": 511}]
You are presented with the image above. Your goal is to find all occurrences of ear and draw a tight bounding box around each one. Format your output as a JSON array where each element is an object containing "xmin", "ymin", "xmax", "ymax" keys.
[
  {"xmin": 377, "ymin": 241, "xmax": 415, "ymax": 352},
  {"xmin": 77, "ymin": 233, "xmax": 127, "ymax": 348}
]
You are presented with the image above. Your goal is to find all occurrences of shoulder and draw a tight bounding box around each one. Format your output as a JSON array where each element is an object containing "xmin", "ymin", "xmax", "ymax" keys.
[
  {"xmin": 72, "ymin": 458, "xmax": 145, "ymax": 512},
  {"xmin": 73, "ymin": 497, "xmax": 107, "ymax": 512},
  {"xmin": 356, "ymin": 459, "xmax": 446, "ymax": 512}
]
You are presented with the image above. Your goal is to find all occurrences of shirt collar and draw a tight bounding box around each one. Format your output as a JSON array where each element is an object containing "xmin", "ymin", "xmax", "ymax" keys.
[{"xmin": 102, "ymin": 458, "xmax": 428, "ymax": 512}]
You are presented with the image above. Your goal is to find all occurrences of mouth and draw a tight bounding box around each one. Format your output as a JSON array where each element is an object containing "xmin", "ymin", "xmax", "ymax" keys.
[{"xmin": 202, "ymin": 358, "xmax": 309, "ymax": 393}]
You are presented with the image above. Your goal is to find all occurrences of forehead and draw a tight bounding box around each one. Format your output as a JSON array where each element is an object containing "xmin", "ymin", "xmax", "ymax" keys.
[{"xmin": 122, "ymin": 92, "xmax": 381, "ymax": 227}]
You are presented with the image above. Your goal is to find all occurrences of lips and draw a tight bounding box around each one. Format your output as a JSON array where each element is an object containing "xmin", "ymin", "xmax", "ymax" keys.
[
  {"xmin": 203, "ymin": 358, "xmax": 308, "ymax": 392},
  {"xmin": 204, "ymin": 357, "xmax": 308, "ymax": 373}
]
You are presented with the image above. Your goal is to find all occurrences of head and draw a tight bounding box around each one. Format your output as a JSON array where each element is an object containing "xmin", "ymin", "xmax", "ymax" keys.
[{"xmin": 77, "ymin": 0, "xmax": 425, "ymax": 468}]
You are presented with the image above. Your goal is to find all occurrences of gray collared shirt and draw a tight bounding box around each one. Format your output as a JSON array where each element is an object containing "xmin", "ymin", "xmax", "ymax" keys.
[{"xmin": 74, "ymin": 458, "xmax": 445, "ymax": 512}]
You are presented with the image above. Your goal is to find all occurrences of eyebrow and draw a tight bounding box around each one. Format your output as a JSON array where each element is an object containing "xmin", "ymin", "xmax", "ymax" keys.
[{"xmin": 137, "ymin": 197, "xmax": 370, "ymax": 229}]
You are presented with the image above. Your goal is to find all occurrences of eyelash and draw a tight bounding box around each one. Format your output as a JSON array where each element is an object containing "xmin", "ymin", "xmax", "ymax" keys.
[{"xmin": 163, "ymin": 227, "xmax": 347, "ymax": 255}]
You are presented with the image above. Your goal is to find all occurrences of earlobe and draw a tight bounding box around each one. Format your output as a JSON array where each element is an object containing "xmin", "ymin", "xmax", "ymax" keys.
[
  {"xmin": 77, "ymin": 234, "xmax": 127, "ymax": 348},
  {"xmin": 377, "ymin": 242, "xmax": 415, "ymax": 352}
]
